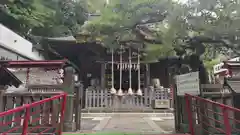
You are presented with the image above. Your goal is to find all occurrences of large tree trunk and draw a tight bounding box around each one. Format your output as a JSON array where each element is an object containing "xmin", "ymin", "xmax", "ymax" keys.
[
  {"xmin": 199, "ymin": 62, "xmax": 210, "ymax": 84},
  {"xmin": 189, "ymin": 54, "xmax": 209, "ymax": 84}
]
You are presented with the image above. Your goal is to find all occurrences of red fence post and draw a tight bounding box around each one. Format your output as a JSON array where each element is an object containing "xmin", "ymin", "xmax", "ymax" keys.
[
  {"xmin": 58, "ymin": 93, "xmax": 67, "ymax": 135},
  {"xmin": 22, "ymin": 107, "xmax": 30, "ymax": 135},
  {"xmin": 222, "ymin": 107, "xmax": 231, "ymax": 135},
  {"xmin": 185, "ymin": 94, "xmax": 194, "ymax": 135}
]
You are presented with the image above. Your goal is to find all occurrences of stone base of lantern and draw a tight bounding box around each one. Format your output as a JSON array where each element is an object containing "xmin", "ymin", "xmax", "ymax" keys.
[{"xmin": 63, "ymin": 122, "xmax": 76, "ymax": 132}]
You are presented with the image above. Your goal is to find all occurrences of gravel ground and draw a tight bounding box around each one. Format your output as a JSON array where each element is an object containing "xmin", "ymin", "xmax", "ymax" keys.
[
  {"xmin": 64, "ymin": 113, "xmax": 176, "ymax": 134},
  {"xmin": 153, "ymin": 119, "xmax": 175, "ymax": 133},
  {"xmin": 81, "ymin": 118, "xmax": 101, "ymax": 131}
]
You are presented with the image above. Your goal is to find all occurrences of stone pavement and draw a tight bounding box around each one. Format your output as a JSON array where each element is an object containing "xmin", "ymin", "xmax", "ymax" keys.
[{"xmin": 79, "ymin": 113, "xmax": 175, "ymax": 134}]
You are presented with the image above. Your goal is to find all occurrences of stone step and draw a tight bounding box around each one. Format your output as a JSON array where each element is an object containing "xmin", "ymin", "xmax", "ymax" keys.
[
  {"xmin": 82, "ymin": 108, "xmax": 174, "ymax": 113},
  {"xmin": 81, "ymin": 113, "xmax": 174, "ymax": 118}
]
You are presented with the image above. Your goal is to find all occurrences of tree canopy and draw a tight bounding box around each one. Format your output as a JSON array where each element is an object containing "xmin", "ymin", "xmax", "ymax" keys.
[
  {"xmin": 0, "ymin": 0, "xmax": 87, "ymax": 37},
  {"xmin": 79, "ymin": 0, "xmax": 240, "ymax": 64},
  {"xmin": 80, "ymin": 0, "xmax": 173, "ymax": 48},
  {"xmin": 1, "ymin": 0, "xmax": 240, "ymax": 70}
]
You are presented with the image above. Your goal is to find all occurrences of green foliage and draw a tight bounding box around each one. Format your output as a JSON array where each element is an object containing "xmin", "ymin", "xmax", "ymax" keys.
[
  {"xmin": 86, "ymin": 0, "xmax": 107, "ymax": 13},
  {"xmin": 82, "ymin": 0, "xmax": 240, "ymax": 66},
  {"xmin": 2, "ymin": 0, "xmax": 240, "ymax": 69},
  {"xmin": 1, "ymin": 0, "xmax": 53, "ymax": 35},
  {"xmin": 80, "ymin": 0, "xmax": 177, "ymax": 61},
  {"xmin": 143, "ymin": 43, "xmax": 174, "ymax": 61},
  {"xmin": 184, "ymin": 0, "xmax": 240, "ymax": 69},
  {"xmin": 204, "ymin": 59, "xmax": 219, "ymax": 71},
  {"xmin": 0, "ymin": 0, "xmax": 87, "ymax": 37}
]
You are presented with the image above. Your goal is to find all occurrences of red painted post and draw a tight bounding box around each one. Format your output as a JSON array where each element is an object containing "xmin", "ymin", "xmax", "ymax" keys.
[
  {"xmin": 22, "ymin": 107, "xmax": 30, "ymax": 135},
  {"xmin": 185, "ymin": 95, "xmax": 194, "ymax": 135},
  {"xmin": 58, "ymin": 93, "xmax": 67, "ymax": 135},
  {"xmin": 222, "ymin": 107, "xmax": 231, "ymax": 135}
]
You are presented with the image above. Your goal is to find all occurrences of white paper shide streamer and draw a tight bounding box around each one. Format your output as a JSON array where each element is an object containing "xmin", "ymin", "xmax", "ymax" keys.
[
  {"xmin": 136, "ymin": 48, "xmax": 142, "ymax": 96},
  {"xmin": 110, "ymin": 49, "xmax": 116, "ymax": 94},
  {"xmin": 128, "ymin": 48, "xmax": 133, "ymax": 95},
  {"xmin": 117, "ymin": 45, "xmax": 123, "ymax": 96}
]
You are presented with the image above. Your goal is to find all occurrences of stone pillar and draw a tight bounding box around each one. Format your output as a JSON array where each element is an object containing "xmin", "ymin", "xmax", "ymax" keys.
[
  {"xmin": 62, "ymin": 67, "xmax": 76, "ymax": 131},
  {"xmin": 74, "ymin": 82, "xmax": 83, "ymax": 131}
]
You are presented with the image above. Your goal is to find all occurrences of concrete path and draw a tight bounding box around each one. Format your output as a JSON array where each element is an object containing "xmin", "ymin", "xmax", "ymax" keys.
[{"xmin": 79, "ymin": 113, "xmax": 175, "ymax": 134}]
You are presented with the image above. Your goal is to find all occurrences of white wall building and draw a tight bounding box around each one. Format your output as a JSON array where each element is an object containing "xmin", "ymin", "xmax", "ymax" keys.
[
  {"xmin": 0, "ymin": 24, "xmax": 46, "ymax": 90},
  {"xmin": 0, "ymin": 24, "xmax": 44, "ymax": 61}
]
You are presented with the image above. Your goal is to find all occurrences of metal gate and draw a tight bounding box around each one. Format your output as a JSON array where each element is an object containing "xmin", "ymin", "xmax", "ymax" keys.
[
  {"xmin": 0, "ymin": 93, "xmax": 67, "ymax": 135},
  {"xmin": 185, "ymin": 93, "xmax": 240, "ymax": 135}
]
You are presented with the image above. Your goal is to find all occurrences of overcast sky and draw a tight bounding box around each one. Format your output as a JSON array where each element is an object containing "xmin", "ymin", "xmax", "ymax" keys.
[{"xmin": 177, "ymin": 0, "xmax": 188, "ymax": 4}]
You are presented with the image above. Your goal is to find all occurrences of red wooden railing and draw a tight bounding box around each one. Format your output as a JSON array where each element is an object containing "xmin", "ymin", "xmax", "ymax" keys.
[
  {"xmin": 185, "ymin": 93, "xmax": 240, "ymax": 135},
  {"xmin": 0, "ymin": 93, "xmax": 67, "ymax": 135}
]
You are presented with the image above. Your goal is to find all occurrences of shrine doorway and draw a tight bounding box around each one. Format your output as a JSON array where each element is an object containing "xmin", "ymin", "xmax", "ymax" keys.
[
  {"xmin": 114, "ymin": 68, "xmax": 139, "ymax": 91},
  {"xmin": 105, "ymin": 63, "xmax": 146, "ymax": 93}
]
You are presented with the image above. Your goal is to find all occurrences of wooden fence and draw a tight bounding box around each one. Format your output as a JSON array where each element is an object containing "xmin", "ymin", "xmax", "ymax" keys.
[{"xmin": 84, "ymin": 87, "xmax": 172, "ymax": 112}]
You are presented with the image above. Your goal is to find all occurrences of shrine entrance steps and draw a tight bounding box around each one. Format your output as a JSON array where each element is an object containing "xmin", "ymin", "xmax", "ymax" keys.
[{"xmin": 63, "ymin": 133, "xmax": 188, "ymax": 135}]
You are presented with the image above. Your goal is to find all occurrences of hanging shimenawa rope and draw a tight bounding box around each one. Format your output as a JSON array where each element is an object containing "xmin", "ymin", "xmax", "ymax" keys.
[
  {"xmin": 128, "ymin": 47, "xmax": 133, "ymax": 95},
  {"xmin": 110, "ymin": 49, "xmax": 116, "ymax": 94},
  {"xmin": 118, "ymin": 44, "xmax": 123, "ymax": 96},
  {"xmin": 137, "ymin": 48, "xmax": 142, "ymax": 96}
]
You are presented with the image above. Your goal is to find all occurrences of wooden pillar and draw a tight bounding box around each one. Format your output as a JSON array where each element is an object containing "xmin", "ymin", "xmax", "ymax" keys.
[
  {"xmin": 62, "ymin": 67, "xmax": 76, "ymax": 132},
  {"xmin": 145, "ymin": 64, "xmax": 150, "ymax": 88},
  {"xmin": 173, "ymin": 78, "xmax": 181, "ymax": 133},
  {"xmin": 233, "ymin": 94, "xmax": 240, "ymax": 131},
  {"xmin": 100, "ymin": 63, "xmax": 106, "ymax": 90},
  {"xmin": 0, "ymin": 85, "xmax": 6, "ymax": 122}
]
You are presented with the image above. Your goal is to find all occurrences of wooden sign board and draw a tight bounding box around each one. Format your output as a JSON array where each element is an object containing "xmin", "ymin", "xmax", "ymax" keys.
[
  {"xmin": 152, "ymin": 99, "xmax": 170, "ymax": 109},
  {"xmin": 176, "ymin": 72, "xmax": 200, "ymax": 96}
]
